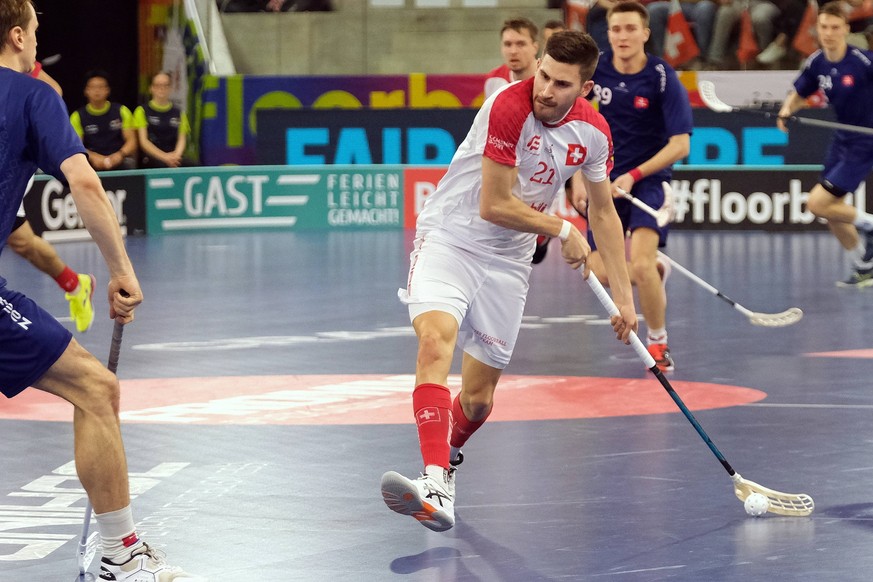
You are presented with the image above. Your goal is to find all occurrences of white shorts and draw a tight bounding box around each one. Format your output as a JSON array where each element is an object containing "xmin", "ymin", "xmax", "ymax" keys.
[{"xmin": 397, "ymin": 232, "xmax": 531, "ymax": 369}]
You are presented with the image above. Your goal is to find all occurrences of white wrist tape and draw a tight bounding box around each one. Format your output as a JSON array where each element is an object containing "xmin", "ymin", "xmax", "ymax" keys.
[{"xmin": 558, "ymin": 219, "xmax": 572, "ymax": 241}]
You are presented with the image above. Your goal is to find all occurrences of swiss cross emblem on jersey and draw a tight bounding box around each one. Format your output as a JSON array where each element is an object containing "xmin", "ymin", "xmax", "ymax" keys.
[
  {"xmin": 842, "ymin": 75, "xmax": 855, "ymax": 87},
  {"xmin": 566, "ymin": 144, "xmax": 587, "ymax": 166},
  {"xmin": 634, "ymin": 96, "xmax": 649, "ymax": 109},
  {"xmin": 526, "ymin": 135, "xmax": 542, "ymax": 152}
]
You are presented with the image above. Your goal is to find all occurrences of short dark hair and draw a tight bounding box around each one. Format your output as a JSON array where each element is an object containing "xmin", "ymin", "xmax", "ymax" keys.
[
  {"xmin": 818, "ymin": 0, "xmax": 849, "ymax": 22},
  {"xmin": 607, "ymin": 1, "xmax": 650, "ymax": 28},
  {"xmin": 501, "ymin": 17, "xmax": 538, "ymax": 42},
  {"xmin": 543, "ymin": 19, "xmax": 565, "ymax": 31},
  {"xmin": 84, "ymin": 69, "xmax": 111, "ymax": 86},
  {"xmin": 544, "ymin": 30, "xmax": 601, "ymax": 82}
]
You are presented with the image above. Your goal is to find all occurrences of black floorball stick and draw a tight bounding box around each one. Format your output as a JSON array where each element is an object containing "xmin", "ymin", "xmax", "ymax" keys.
[
  {"xmin": 584, "ymin": 271, "xmax": 814, "ymax": 516},
  {"xmin": 626, "ymin": 192, "xmax": 803, "ymax": 327},
  {"xmin": 698, "ymin": 80, "xmax": 873, "ymax": 136}
]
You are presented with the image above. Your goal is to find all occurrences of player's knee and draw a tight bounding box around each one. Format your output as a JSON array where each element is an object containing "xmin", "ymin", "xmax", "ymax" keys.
[
  {"xmin": 464, "ymin": 396, "xmax": 493, "ymax": 421},
  {"xmin": 806, "ymin": 192, "xmax": 829, "ymax": 217},
  {"xmin": 809, "ymin": 181, "xmax": 847, "ymax": 217},
  {"xmin": 630, "ymin": 257, "xmax": 658, "ymax": 284},
  {"xmin": 417, "ymin": 329, "xmax": 453, "ymax": 368},
  {"xmin": 76, "ymin": 367, "xmax": 122, "ymax": 418}
]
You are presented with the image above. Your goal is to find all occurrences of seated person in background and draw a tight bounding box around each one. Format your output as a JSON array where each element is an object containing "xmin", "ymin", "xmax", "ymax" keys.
[
  {"xmin": 134, "ymin": 72, "xmax": 191, "ymax": 168},
  {"xmin": 588, "ymin": 0, "xmax": 620, "ymax": 50},
  {"xmin": 707, "ymin": 0, "xmax": 781, "ymax": 68},
  {"xmin": 484, "ymin": 17, "xmax": 539, "ymax": 98},
  {"xmin": 70, "ymin": 70, "xmax": 137, "ymax": 171},
  {"xmin": 646, "ymin": 0, "xmax": 718, "ymax": 66}
]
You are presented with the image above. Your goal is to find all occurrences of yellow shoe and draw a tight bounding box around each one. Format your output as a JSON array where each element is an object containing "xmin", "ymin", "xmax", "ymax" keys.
[{"xmin": 65, "ymin": 274, "xmax": 95, "ymax": 333}]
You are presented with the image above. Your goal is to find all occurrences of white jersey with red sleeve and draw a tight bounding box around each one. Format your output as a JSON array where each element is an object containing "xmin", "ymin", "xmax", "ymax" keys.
[
  {"xmin": 484, "ymin": 64, "xmax": 512, "ymax": 98},
  {"xmin": 416, "ymin": 77, "xmax": 614, "ymax": 262}
]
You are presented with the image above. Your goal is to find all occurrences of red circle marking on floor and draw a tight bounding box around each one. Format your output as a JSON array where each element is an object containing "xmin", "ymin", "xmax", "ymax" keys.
[{"xmin": 1, "ymin": 374, "xmax": 766, "ymax": 425}]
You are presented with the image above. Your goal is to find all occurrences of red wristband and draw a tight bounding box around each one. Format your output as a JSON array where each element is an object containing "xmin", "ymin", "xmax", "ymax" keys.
[{"xmin": 628, "ymin": 167, "xmax": 643, "ymax": 183}]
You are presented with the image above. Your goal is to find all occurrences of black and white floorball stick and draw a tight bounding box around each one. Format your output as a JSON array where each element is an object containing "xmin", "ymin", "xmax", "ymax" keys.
[
  {"xmin": 657, "ymin": 251, "xmax": 803, "ymax": 327},
  {"xmin": 698, "ymin": 80, "xmax": 873, "ymax": 136},
  {"xmin": 584, "ymin": 271, "xmax": 814, "ymax": 516},
  {"xmin": 617, "ymin": 183, "xmax": 675, "ymax": 228},
  {"xmin": 76, "ymin": 321, "xmax": 124, "ymax": 581},
  {"xmin": 626, "ymin": 194, "xmax": 803, "ymax": 327}
]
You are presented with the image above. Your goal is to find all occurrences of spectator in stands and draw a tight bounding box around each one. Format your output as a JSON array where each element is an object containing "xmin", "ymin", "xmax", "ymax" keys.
[
  {"xmin": 484, "ymin": 18, "xmax": 539, "ymax": 99},
  {"xmin": 134, "ymin": 72, "xmax": 191, "ymax": 168},
  {"xmin": 70, "ymin": 70, "xmax": 138, "ymax": 171},
  {"xmin": 755, "ymin": 0, "xmax": 807, "ymax": 64},
  {"xmin": 588, "ymin": 0, "xmax": 620, "ymax": 51},
  {"xmin": 708, "ymin": 0, "xmax": 781, "ymax": 68},
  {"xmin": 646, "ymin": 0, "xmax": 718, "ymax": 67}
]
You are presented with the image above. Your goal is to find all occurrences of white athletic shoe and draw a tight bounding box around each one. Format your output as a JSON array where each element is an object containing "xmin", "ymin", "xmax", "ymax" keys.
[
  {"xmin": 99, "ymin": 543, "xmax": 206, "ymax": 581},
  {"xmin": 756, "ymin": 42, "xmax": 787, "ymax": 64},
  {"xmin": 381, "ymin": 470, "xmax": 455, "ymax": 532}
]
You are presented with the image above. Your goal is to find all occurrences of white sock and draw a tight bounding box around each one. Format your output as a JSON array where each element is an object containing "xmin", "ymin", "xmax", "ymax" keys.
[
  {"xmin": 647, "ymin": 328, "xmax": 667, "ymax": 345},
  {"xmin": 853, "ymin": 211, "xmax": 873, "ymax": 232},
  {"xmin": 851, "ymin": 242, "xmax": 871, "ymax": 269},
  {"xmin": 95, "ymin": 506, "xmax": 143, "ymax": 563}
]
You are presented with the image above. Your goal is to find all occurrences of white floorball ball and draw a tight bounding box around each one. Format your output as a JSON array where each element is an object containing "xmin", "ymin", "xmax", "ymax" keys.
[{"xmin": 744, "ymin": 492, "xmax": 769, "ymax": 517}]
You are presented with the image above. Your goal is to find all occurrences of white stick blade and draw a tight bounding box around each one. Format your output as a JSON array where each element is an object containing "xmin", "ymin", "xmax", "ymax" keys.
[
  {"xmin": 748, "ymin": 307, "xmax": 803, "ymax": 327},
  {"xmin": 77, "ymin": 532, "xmax": 101, "ymax": 577},
  {"xmin": 697, "ymin": 81, "xmax": 734, "ymax": 113},
  {"xmin": 733, "ymin": 474, "xmax": 814, "ymax": 517}
]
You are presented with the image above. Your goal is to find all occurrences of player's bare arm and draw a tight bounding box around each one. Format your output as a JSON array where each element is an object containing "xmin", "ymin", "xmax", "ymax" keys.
[
  {"xmin": 586, "ymin": 176, "xmax": 638, "ymax": 341},
  {"xmin": 60, "ymin": 153, "xmax": 142, "ymax": 321},
  {"xmin": 480, "ymin": 156, "xmax": 587, "ymax": 267}
]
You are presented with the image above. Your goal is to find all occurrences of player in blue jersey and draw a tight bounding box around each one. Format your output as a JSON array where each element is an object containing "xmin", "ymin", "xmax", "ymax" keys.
[
  {"xmin": 777, "ymin": 1, "xmax": 873, "ymax": 288},
  {"xmin": 578, "ymin": 1, "xmax": 692, "ymax": 371},
  {"xmin": 0, "ymin": 2, "xmax": 203, "ymax": 580}
]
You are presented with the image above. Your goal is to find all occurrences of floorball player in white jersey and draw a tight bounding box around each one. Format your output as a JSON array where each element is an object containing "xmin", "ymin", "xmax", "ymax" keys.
[{"xmin": 381, "ymin": 30, "xmax": 638, "ymax": 533}]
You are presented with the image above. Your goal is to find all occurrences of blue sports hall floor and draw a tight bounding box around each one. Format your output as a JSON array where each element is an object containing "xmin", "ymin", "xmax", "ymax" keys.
[{"xmin": 1, "ymin": 227, "xmax": 873, "ymax": 581}]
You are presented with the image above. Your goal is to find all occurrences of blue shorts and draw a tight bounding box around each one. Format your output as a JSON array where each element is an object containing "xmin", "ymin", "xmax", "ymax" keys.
[
  {"xmin": 0, "ymin": 280, "xmax": 72, "ymax": 398},
  {"xmin": 588, "ymin": 177, "xmax": 668, "ymax": 250},
  {"xmin": 821, "ymin": 136, "xmax": 873, "ymax": 196}
]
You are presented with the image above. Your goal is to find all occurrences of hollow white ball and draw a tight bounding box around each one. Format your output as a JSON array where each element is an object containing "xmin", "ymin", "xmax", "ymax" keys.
[{"xmin": 744, "ymin": 492, "xmax": 769, "ymax": 517}]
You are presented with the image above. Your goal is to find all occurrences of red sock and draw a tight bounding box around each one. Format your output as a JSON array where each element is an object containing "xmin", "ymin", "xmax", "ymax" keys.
[
  {"xmin": 450, "ymin": 395, "xmax": 491, "ymax": 448},
  {"xmin": 54, "ymin": 266, "xmax": 79, "ymax": 292},
  {"xmin": 413, "ymin": 383, "xmax": 452, "ymax": 469}
]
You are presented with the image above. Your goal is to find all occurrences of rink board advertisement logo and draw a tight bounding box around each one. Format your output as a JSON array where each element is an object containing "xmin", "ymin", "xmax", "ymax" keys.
[
  {"xmin": 145, "ymin": 167, "xmax": 404, "ymax": 233},
  {"xmin": 199, "ymin": 74, "xmax": 486, "ymax": 165},
  {"xmin": 24, "ymin": 175, "xmax": 146, "ymax": 240},
  {"xmin": 669, "ymin": 168, "xmax": 871, "ymax": 231},
  {"xmin": 255, "ymin": 108, "xmax": 477, "ymax": 166}
]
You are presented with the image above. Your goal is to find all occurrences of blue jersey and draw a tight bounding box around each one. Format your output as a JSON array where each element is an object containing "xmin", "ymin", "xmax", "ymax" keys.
[
  {"xmin": 591, "ymin": 52, "xmax": 693, "ymax": 181},
  {"xmin": 794, "ymin": 47, "xmax": 873, "ymax": 145},
  {"xmin": 0, "ymin": 68, "xmax": 85, "ymax": 262}
]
